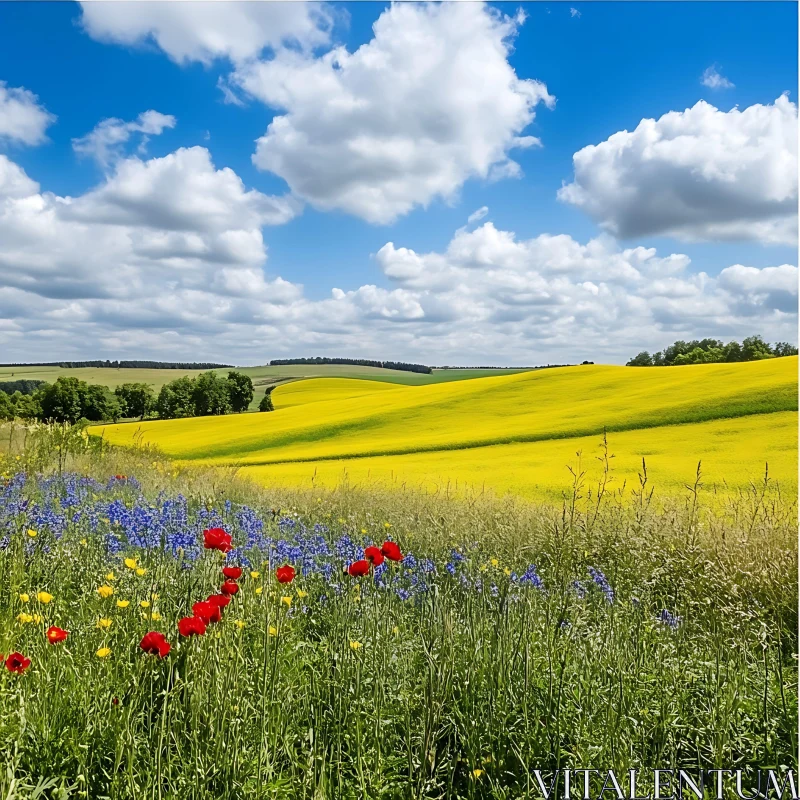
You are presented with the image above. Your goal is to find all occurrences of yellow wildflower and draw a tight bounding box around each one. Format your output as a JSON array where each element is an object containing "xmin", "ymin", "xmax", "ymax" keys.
[
  {"xmin": 268, "ymin": 625, "xmax": 278, "ymax": 636},
  {"xmin": 79, "ymin": 539, "xmax": 88, "ymax": 547},
  {"xmin": 26, "ymin": 529, "xmax": 37, "ymax": 538},
  {"xmin": 338, "ymin": 517, "xmax": 345, "ymax": 524},
  {"xmin": 490, "ymin": 558, "xmax": 499, "ymax": 568},
  {"xmin": 33, "ymin": 614, "xmax": 42, "ymax": 624},
  {"xmin": 472, "ymin": 769, "xmax": 484, "ymax": 779},
  {"xmin": 124, "ymin": 557, "xmax": 137, "ymax": 570},
  {"xmin": 116, "ymin": 600, "xmax": 130, "ymax": 609},
  {"xmin": 135, "ymin": 568, "xmax": 146, "ymax": 577},
  {"xmin": 105, "ymin": 572, "xmax": 116, "ymax": 582},
  {"xmin": 250, "ymin": 571, "xmax": 260, "ymax": 579},
  {"xmin": 18, "ymin": 593, "xmax": 29, "ymax": 603},
  {"xmin": 148, "ymin": 611, "xmax": 162, "ymax": 621},
  {"xmin": 36, "ymin": 591, "xmax": 53, "ymax": 604},
  {"xmin": 361, "ymin": 528, "xmax": 367, "ymax": 534},
  {"xmin": 297, "ymin": 590, "xmax": 308, "ymax": 600},
  {"xmin": 281, "ymin": 596, "xmax": 292, "ymax": 608},
  {"xmin": 17, "ymin": 612, "xmax": 33, "ymax": 624},
  {"xmin": 255, "ymin": 587, "xmax": 263, "ymax": 595},
  {"xmin": 96, "ymin": 647, "xmax": 111, "ymax": 658},
  {"xmin": 349, "ymin": 640, "xmax": 362, "ymax": 650},
  {"xmin": 384, "ymin": 522, "xmax": 391, "ymax": 529},
  {"xmin": 234, "ymin": 620, "xmax": 246, "ymax": 629},
  {"xmin": 139, "ymin": 600, "xmax": 150, "ymax": 609},
  {"xmin": 392, "ymin": 626, "xmax": 399, "ymax": 635},
  {"xmin": 97, "ymin": 618, "xmax": 112, "ymax": 630},
  {"xmin": 97, "ymin": 585, "xmax": 114, "ymax": 598},
  {"xmin": 503, "ymin": 567, "xmax": 511, "ymax": 576}
]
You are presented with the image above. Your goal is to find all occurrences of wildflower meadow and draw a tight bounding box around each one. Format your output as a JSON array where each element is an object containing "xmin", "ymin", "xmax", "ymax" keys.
[{"xmin": 0, "ymin": 428, "xmax": 796, "ymax": 798}]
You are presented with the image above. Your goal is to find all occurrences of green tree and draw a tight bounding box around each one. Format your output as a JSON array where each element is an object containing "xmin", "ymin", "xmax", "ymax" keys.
[
  {"xmin": 82, "ymin": 385, "xmax": 121, "ymax": 422},
  {"xmin": 115, "ymin": 383, "xmax": 155, "ymax": 420},
  {"xmin": 773, "ymin": 341, "xmax": 799, "ymax": 357},
  {"xmin": 259, "ymin": 388, "xmax": 275, "ymax": 412},
  {"xmin": 723, "ymin": 341, "xmax": 743, "ymax": 362},
  {"xmin": 156, "ymin": 377, "xmax": 196, "ymax": 419},
  {"xmin": 626, "ymin": 351, "xmax": 653, "ymax": 367},
  {"xmin": 226, "ymin": 371, "xmax": 254, "ymax": 413},
  {"xmin": 0, "ymin": 391, "xmax": 12, "ymax": 421},
  {"xmin": 741, "ymin": 335, "xmax": 774, "ymax": 361},
  {"xmin": 192, "ymin": 372, "xmax": 231, "ymax": 416},
  {"xmin": 39, "ymin": 378, "xmax": 85, "ymax": 423}
]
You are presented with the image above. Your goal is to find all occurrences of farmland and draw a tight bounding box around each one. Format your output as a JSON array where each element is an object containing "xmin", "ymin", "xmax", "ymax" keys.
[{"xmin": 93, "ymin": 358, "xmax": 798, "ymax": 501}]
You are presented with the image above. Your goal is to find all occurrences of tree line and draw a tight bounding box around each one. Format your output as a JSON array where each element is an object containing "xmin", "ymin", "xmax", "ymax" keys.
[
  {"xmin": 269, "ymin": 357, "xmax": 432, "ymax": 374},
  {"xmin": 627, "ymin": 335, "xmax": 798, "ymax": 367},
  {"xmin": 0, "ymin": 371, "xmax": 274, "ymax": 424}
]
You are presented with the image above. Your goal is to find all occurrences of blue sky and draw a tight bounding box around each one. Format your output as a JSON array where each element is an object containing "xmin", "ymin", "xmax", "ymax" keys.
[{"xmin": 0, "ymin": 1, "xmax": 796, "ymax": 365}]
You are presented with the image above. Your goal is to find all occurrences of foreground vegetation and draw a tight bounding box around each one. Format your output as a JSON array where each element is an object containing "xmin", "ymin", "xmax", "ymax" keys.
[
  {"xmin": 0, "ymin": 427, "xmax": 796, "ymax": 798},
  {"xmin": 93, "ymin": 359, "xmax": 798, "ymax": 501}
]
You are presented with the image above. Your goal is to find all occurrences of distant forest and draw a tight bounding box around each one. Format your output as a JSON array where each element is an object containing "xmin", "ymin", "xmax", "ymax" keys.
[
  {"xmin": 627, "ymin": 335, "xmax": 798, "ymax": 366},
  {"xmin": 0, "ymin": 360, "xmax": 232, "ymax": 369},
  {"xmin": 269, "ymin": 357, "xmax": 432, "ymax": 374}
]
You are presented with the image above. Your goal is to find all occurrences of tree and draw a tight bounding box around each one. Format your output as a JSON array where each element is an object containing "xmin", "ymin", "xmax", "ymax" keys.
[
  {"xmin": 82, "ymin": 385, "xmax": 121, "ymax": 422},
  {"xmin": 157, "ymin": 377, "xmax": 195, "ymax": 419},
  {"xmin": 723, "ymin": 341, "xmax": 743, "ymax": 362},
  {"xmin": 773, "ymin": 342, "xmax": 799, "ymax": 357},
  {"xmin": 192, "ymin": 372, "xmax": 231, "ymax": 416},
  {"xmin": 741, "ymin": 335, "xmax": 774, "ymax": 361},
  {"xmin": 259, "ymin": 388, "xmax": 275, "ymax": 412},
  {"xmin": 626, "ymin": 351, "xmax": 653, "ymax": 367},
  {"xmin": 115, "ymin": 383, "xmax": 155, "ymax": 420},
  {"xmin": 226, "ymin": 371, "xmax": 254, "ymax": 413},
  {"xmin": 0, "ymin": 391, "xmax": 12, "ymax": 421},
  {"xmin": 39, "ymin": 378, "xmax": 84, "ymax": 423}
]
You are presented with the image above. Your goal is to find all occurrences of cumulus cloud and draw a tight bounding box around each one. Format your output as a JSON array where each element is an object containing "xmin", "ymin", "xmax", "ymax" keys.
[
  {"xmin": 558, "ymin": 95, "xmax": 798, "ymax": 246},
  {"xmin": 79, "ymin": 1, "xmax": 334, "ymax": 65},
  {"xmin": 237, "ymin": 2, "xmax": 554, "ymax": 224},
  {"xmin": 0, "ymin": 81, "xmax": 56, "ymax": 146},
  {"xmin": 1, "ymin": 153, "xmax": 794, "ymax": 365},
  {"xmin": 701, "ymin": 64, "xmax": 734, "ymax": 90},
  {"xmin": 72, "ymin": 110, "xmax": 176, "ymax": 169}
]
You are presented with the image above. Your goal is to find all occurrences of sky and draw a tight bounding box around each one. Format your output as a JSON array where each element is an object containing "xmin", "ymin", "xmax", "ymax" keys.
[{"xmin": 0, "ymin": 1, "xmax": 796, "ymax": 367}]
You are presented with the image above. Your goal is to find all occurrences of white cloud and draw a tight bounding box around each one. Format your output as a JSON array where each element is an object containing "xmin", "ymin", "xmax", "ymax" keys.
[
  {"xmin": 72, "ymin": 110, "xmax": 177, "ymax": 169},
  {"xmin": 0, "ymin": 81, "xmax": 56, "ymax": 146},
  {"xmin": 558, "ymin": 95, "xmax": 798, "ymax": 246},
  {"xmin": 467, "ymin": 206, "xmax": 489, "ymax": 225},
  {"xmin": 79, "ymin": 1, "xmax": 334, "ymax": 65},
  {"xmin": 701, "ymin": 64, "xmax": 734, "ymax": 90},
  {"xmin": 570, "ymin": 8, "xmax": 581, "ymax": 18},
  {"xmin": 238, "ymin": 2, "xmax": 554, "ymax": 224}
]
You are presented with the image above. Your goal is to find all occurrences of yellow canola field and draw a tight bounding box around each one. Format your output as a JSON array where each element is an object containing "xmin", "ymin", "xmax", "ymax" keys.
[
  {"xmin": 94, "ymin": 359, "xmax": 798, "ymax": 468},
  {"xmin": 271, "ymin": 378, "xmax": 403, "ymax": 409},
  {"xmin": 239, "ymin": 412, "xmax": 798, "ymax": 501}
]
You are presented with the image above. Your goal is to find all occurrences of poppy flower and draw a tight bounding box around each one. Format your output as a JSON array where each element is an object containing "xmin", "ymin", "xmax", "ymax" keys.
[
  {"xmin": 275, "ymin": 565, "xmax": 296, "ymax": 584},
  {"xmin": 203, "ymin": 527, "xmax": 232, "ymax": 553},
  {"xmin": 114, "ymin": 474, "xmax": 127, "ymax": 482},
  {"xmin": 381, "ymin": 541, "xmax": 404, "ymax": 562},
  {"xmin": 207, "ymin": 593, "xmax": 230, "ymax": 609},
  {"xmin": 222, "ymin": 566, "xmax": 242, "ymax": 580},
  {"xmin": 192, "ymin": 600, "xmax": 221, "ymax": 624},
  {"xmin": 46, "ymin": 626, "xmax": 68, "ymax": 644},
  {"xmin": 139, "ymin": 631, "xmax": 171, "ymax": 658},
  {"xmin": 348, "ymin": 560, "xmax": 370, "ymax": 577},
  {"xmin": 178, "ymin": 616, "xmax": 207, "ymax": 637},
  {"xmin": 364, "ymin": 546, "xmax": 385, "ymax": 566},
  {"xmin": 5, "ymin": 652, "xmax": 31, "ymax": 673},
  {"xmin": 221, "ymin": 580, "xmax": 239, "ymax": 596}
]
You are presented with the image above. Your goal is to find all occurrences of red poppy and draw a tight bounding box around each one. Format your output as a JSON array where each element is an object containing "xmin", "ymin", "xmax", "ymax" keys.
[
  {"xmin": 178, "ymin": 616, "xmax": 207, "ymax": 637},
  {"xmin": 275, "ymin": 565, "xmax": 296, "ymax": 584},
  {"xmin": 203, "ymin": 527, "xmax": 232, "ymax": 553},
  {"xmin": 207, "ymin": 593, "xmax": 230, "ymax": 609},
  {"xmin": 222, "ymin": 566, "xmax": 242, "ymax": 580},
  {"xmin": 46, "ymin": 626, "xmax": 68, "ymax": 644},
  {"xmin": 381, "ymin": 541, "xmax": 404, "ymax": 562},
  {"xmin": 5, "ymin": 652, "xmax": 31, "ymax": 673},
  {"xmin": 221, "ymin": 580, "xmax": 239, "ymax": 596},
  {"xmin": 348, "ymin": 559, "xmax": 370, "ymax": 577},
  {"xmin": 139, "ymin": 631, "xmax": 171, "ymax": 658},
  {"xmin": 114, "ymin": 474, "xmax": 127, "ymax": 482},
  {"xmin": 364, "ymin": 545, "xmax": 385, "ymax": 566},
  {"xmin": 192, "ymin": 600, "xmax": 221, "ymax": 624}
]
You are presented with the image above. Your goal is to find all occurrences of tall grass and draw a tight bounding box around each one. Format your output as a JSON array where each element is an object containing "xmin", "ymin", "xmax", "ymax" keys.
[{"xmin": 0, "ymin": 426, "xmax": 796, "ymax": 799}]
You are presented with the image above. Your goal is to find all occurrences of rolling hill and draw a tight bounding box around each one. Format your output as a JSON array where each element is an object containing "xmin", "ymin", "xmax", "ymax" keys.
[{"xmin": 91, "ymin": 358, "xmax": 798, "ymax": 501}]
